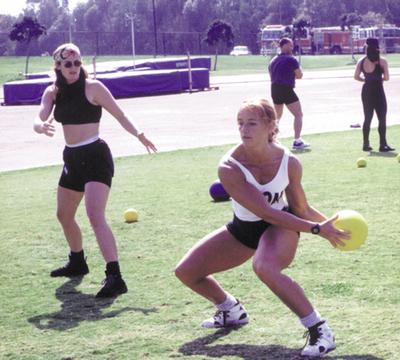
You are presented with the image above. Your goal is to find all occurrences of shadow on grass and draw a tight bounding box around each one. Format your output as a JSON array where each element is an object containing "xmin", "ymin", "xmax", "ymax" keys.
[
  {"xmin": 367, "ymin": 151, "xmax": 398, "ymax": 158},
  {"xmin": 291, "ymin": 148, "xmax": 312, "ymax": 154},
  {"xmin": 179, "ymin": 328, "xmax": 384, "ymax": 360},
  {"xmin": 28, "ymin": 276, "xmax": 157, "ymax": 331}
]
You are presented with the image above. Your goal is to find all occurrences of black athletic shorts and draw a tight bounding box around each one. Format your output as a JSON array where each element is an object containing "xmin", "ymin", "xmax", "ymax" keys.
[
  {"xmin": 59, "ymin": 138, "xmax": 114, "ymax": 192},
  {"xmin": 226, "ymin": 207, "xmax": 297, "ymax": 250},
  {"xmin": 271, "ymin": 83, "xmax": 299, "ymax": 105}
]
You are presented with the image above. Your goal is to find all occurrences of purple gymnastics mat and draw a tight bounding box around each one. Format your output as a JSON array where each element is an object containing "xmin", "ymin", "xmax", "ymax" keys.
[
  {"xmin": 3, "ymin": 67, "xmax": 210, "ymax": 105},
  {"xmin": 24, "ymin": 57, "xmax": 212, "ymax": 79}
]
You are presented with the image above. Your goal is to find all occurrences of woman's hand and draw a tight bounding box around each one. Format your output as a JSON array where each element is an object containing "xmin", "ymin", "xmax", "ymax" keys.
[
  {"xmin": 138, "ymin": 133, "xmax": 157, "ymax": 154},
  {"xmin": 319, "ymin": 214, "xmax": 350, "ymax": 248},
  {"xmin": 40, "ymin": 117, "xmax": 56, "ymax": 137}
]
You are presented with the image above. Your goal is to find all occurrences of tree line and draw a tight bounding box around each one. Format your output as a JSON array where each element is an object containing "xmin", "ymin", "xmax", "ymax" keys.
[{"xmin": 1, "ymin": 0, "xmax": 399, "ymax": 56}]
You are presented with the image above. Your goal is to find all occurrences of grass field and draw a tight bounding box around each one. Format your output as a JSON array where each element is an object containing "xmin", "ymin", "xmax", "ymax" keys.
[
  {"xmin": 0, "ymin": 127, "xmax": 399, "ymax": 360},
  {"xmin": 1, "ymin": 53, "xmax": 400, "ymax": 85}
]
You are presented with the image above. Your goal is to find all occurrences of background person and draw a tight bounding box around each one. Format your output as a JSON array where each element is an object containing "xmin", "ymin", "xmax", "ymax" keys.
[
  {"xmin": 33, "ymin": 43, "xmax": 157, "ymax": 298},
  {"xmin": 175, "ymin": 98, "xmax": 348, "ymax": 358},
  {"xmin": 268, "ymin": 38, "xmax": 309, "ymax": 150},
  {"xmin": 354, "ymin": 37, "xmax": 395, "ymax": 152}
]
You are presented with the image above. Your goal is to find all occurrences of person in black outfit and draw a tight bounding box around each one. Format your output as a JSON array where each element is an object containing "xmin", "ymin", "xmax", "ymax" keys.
[
  {"xmin": 354, "ymin": 37, "xmax": 395, "ymax": 152},
  {"xmin": 34, "ymin": 43, "xmax": 157, "ymax": 297}
]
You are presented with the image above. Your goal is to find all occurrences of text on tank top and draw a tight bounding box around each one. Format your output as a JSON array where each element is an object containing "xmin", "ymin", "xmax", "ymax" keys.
[{"xmin": 226, "ymin": 149, "xmax": 290, "ymax": 221}]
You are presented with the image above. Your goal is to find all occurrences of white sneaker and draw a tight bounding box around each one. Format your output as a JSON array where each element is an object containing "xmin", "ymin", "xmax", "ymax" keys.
[
  {"xmin": 292, "ymin": 139, "xmax": 311, "ymax": 150},
  {"xmin": 301, "ymin": 321, "xmax": 336, "ymax": 357},
  {"xmin": 201, "ymin": 300, "xmax": 249, "ymax": 328}
]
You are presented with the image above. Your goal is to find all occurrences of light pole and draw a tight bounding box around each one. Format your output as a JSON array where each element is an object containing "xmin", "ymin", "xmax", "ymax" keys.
[
  {"xmin": 152, "ymin": 0, "xmax": 158, "ymax": 57},
  {"xmin": 68, "ymin": 11, "xmax": 72, "ymax": 43},
  {"xmin": 63, "ymin": 0, "xmax": 72, "ymax": 42},
  {"xmin": 126, "ymin": 12, "xmax": 136, "ymax": 69}
]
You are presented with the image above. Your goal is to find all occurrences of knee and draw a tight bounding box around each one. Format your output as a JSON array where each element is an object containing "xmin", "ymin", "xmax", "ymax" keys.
[
  {"xmin": 252, "ymin": 257, "xmax": 281, "ymax": 284},
  {"xmin": 57, "ymin": 208, "xmax": 74, "ymax": 226},
  {"xmin": 295, "ymin": 112, "xmax": 303, "ymax": 120},
  {"xmin": 175, "ymin": 261, "xmax": 201, "ymax": 286},
  {"xmin": 174, "ymin": 263, "xmax": 190, "ymax": 286},
  {"xmin": 86, "ymin": 209, "xmax": 106, "ymax": 230}
]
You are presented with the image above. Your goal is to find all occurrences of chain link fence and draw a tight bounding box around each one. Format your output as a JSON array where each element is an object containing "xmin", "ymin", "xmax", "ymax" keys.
[{"xmin": 0, "ymin": 30, "xmax": 261, "ymax": 56}]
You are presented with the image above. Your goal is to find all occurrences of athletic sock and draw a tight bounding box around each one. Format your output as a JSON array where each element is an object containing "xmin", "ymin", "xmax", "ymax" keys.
[
  {"xmin": 106, "ymin": 261, "xmax": 121, "ymax": 277},
  {"xmin": 216, "ymin": 292, "xmax": 237, "ymax": 311},
  {"xmin": 70, "ymin": 250, "xmax": 85, "ymax": 262},
  {"xmin": 300, "ymin": 310, "xmax": 323, "ymax": 329}
]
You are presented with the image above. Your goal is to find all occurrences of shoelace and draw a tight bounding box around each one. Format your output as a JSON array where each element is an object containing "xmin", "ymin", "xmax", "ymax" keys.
[
  {"xmin": 302, "ymin": 323, "xmax": 322, "ymax": 348},
  {"xmin": 213, "ymin": 309, "xmax": 228, "ymax": 326}
]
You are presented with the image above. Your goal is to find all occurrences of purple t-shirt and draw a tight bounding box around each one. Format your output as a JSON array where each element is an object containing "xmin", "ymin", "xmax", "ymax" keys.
[{"xmin": 268, "ymin": 54, "xmax": 299, "ymax": 88}]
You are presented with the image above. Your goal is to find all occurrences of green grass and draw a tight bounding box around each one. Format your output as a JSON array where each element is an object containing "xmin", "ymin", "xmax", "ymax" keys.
[
  {"xmin": 212, "ymin": 53, "xmax": 400, "ymax": 76},
  {"xmin": 2, "ymin": 54, "xmax": 400, "ymax": 85},
  {"xmin": 0, "ymin": 126, "xmax": 399, "ymax": 359}
]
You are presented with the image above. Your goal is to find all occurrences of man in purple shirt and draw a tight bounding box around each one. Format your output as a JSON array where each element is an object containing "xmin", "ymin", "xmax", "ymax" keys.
[{"xmin": 268, "ymin": 38, "xmax": 310, "ymax": 150}]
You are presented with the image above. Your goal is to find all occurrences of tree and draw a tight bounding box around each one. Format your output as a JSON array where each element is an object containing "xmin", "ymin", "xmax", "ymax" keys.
[
  {"xmin": 204, "ymin": 20, "xmax": 234, "ymax": 71},
  {"xmin": 84, "ymin": 4, "xmax": 102, "ymax": 32},
  {"xmin": 383, "ymin": 0, "xmax": 400, "ymax": 26},
  {"xmin": 262, "ymin": 0, "xmax": 299, "ymax": 26},
  {"xmin": 9, "ymin": 16, "xmax": 46, "ymax": 77},
  {"xmin": 37, "ymin": 0, "xmax": 59, "ymax": 29},
  {"xmin": 0, "ymin": 15, "xmax": 16, "ymax": 55},
  {"xmin": 301, "ymin": 0, "xmax": 346, "ymax": 26},
  {"xmin": 183, "ymin": 0, "xmax": 218, "ymax": 32},
  {"xmin": 360, "ymin": 11, "xmax": 386, "ymax": 27}
]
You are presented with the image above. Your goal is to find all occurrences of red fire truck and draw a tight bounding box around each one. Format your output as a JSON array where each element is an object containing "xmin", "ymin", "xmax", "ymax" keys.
[
  {"xmin": 356, "ymin": 25, "xmax": 400, "ymax": 53},
  {"xmin": 260, "ymin": 24, "xmax": 353, "ymax": 55},
  {"xmin": 260, "ymin": 24, "xmax": 400, "ymax": 55},
  {"xmin": 313, "ymin": 26, "xmax": 355, "ymax": 54},
  {"xmin": 260, "ymin": 24, "xmax": 286, "ymax": 55},
  {"xmin": 260, "ymin": 24, "xmax": 314, "ymax": 55}
]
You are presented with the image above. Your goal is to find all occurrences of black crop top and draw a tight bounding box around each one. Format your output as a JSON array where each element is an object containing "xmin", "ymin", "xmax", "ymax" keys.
[{"xmin": 54, "ymin": 76, "xmax": 102, "ymax": 125}]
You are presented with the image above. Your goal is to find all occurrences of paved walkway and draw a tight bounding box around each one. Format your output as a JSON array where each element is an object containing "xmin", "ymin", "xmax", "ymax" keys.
[{"xmin": 1, "ymin": 69, "xmax": 399, "ymax": 172}]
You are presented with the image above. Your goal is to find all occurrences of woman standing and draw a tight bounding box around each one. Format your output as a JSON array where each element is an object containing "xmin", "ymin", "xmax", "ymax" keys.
[
  {"xmin": 175, "ymin": 98, "xmax": 348, "ymax": 357},
  {"xmin": 34, "ymin": 43, "xmax": 157, "ymax": 298},
  {"xmin": 354, "ymin": 37, "xmax": 395, "ymax": 152}
]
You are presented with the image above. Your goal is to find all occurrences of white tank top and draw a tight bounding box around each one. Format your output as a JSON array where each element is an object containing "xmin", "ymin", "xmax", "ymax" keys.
[{"xmin": 223, "ymin": 149, "xmax": 290, "ymax": 221}]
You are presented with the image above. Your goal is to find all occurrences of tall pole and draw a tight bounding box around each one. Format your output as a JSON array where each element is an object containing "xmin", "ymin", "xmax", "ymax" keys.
[
  {"xmin": 68, "ymin": 11, "xmax": 72, "ymax": 43},
  {"xmin": 63, "ymin": 0, "xmax": 72, "ymax": 42},
  {"xmin": 126, "ymin": 13, "xmax": 136, "ymax": 69},
  {"xmin": 152, "ymin": 0, "xmax": 158, "ymax": 57}
]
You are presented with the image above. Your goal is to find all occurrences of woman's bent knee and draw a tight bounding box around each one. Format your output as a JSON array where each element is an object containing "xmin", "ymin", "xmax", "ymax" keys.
[
  {"xmin": 175, "ymin": 262, "xmax": 203, "ymax": 286},
  {"xmin": 252, "ymin": 257, "xmax": 282, "ymax": 283},
  {"xmin": 175, "ymin": 263, "xmax": 191, "ymax": 284}
]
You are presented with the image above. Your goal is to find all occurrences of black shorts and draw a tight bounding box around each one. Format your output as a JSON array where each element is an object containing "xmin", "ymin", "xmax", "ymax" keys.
[
  {"xmin": 226, "ymin": 207, "xmax": 296, "ymax": 250},
  {"xmin": 271, "ymin": 83, "xmax": 299, "ymax": 105},
  {"xmin": 59, "ymin": 139, "xmax": 114, "ymax": 192}
]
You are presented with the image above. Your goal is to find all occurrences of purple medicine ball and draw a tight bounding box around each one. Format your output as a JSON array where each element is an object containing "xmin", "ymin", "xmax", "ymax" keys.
[{"xmin": 209, "ymin": 180, "xmax": 230, "ymax": 202}]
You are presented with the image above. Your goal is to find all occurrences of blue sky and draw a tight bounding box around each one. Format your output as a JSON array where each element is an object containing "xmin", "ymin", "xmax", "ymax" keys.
[{"xmin": 0, "ymin": 0, "xmax": 88, "ymax": 16}]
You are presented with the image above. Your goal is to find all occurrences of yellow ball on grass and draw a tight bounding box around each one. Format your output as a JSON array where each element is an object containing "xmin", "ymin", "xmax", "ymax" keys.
[
  {"xmin": 124, "ymin": 208, "xmax": 139, "ymax": 223},
  {"xmin": 356, "ymin": 157, "xmax": 367, "ymax": 168},
  {"xmin": 334, "ymin": 210, "xmax": 368, "ymax": 251}
]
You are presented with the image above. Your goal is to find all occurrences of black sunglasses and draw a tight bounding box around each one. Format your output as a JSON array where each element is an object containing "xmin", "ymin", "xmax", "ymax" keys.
[{"xmin": 63, "ymin": 60, "xmax": 82, "ymax": 68}]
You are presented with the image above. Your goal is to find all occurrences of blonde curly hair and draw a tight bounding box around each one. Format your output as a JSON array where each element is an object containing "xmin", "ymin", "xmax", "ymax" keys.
[{"xmin": 239, "ymin": 98, "xmax": 279, "ymax": 142}]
